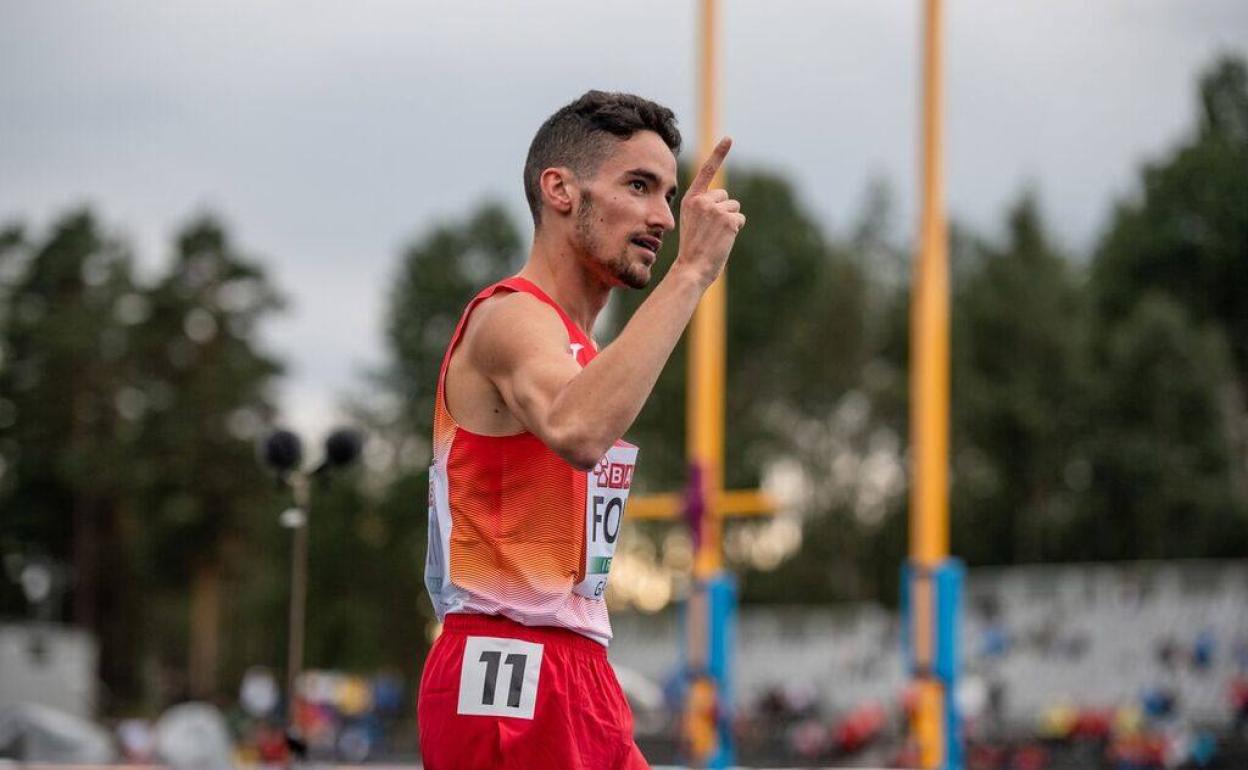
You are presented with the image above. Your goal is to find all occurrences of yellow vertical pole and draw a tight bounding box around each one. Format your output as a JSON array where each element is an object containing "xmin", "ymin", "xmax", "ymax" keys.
[
  {"xmin": 690, "ymin": 0, "xmax": 725, "ymax": 579},
  {"xmin": 684, "ymin": 1, "xmax": 725, "ymax": 764},
  {"xmin": 910, "ymin": 0, "xmax": 949, "ymax": 767}
]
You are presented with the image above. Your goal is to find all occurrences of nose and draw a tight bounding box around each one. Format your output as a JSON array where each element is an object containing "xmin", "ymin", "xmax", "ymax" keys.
[{"xmin": 649, "ymin": 199, "xmax": 676, "ymax": 232}]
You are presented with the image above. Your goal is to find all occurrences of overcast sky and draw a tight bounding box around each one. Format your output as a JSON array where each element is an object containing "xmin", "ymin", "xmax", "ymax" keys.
[{"xmin": 2, "ymin": 1, "xmax": 1245, "ymax": 442}]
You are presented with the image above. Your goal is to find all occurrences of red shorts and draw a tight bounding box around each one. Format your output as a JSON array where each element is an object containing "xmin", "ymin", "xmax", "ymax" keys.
[{"xmin": 418, "ymin": 613, "xmax": 650, "ymax": 770}]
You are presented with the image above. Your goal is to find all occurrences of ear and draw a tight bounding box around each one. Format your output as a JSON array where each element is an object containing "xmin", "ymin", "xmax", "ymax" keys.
[{"xmin": 539, "ymin": 167, "xmax": 577, "ymax": 217}]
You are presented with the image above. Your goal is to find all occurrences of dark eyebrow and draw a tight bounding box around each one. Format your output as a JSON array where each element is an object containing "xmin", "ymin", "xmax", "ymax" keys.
[{"xmin": 624, "ymin": 168, "xmax": 680, "ymax": 200}]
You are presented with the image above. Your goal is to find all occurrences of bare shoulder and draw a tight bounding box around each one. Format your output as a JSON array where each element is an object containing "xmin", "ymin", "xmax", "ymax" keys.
[
  {"xmin": 446, "ymin": 290, "xmax": 568, "ymax": 434},
  {"xmin": 465, "ymin": 290, "xmax": 569, "ymax": 370}
]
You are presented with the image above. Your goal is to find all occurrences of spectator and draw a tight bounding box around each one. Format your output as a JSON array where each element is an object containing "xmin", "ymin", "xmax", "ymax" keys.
[
  {"xmin": 982, "ymin": 624, "xmax": 1011, "ymax": 659},
  {"xmin": 1141, "ymin": 686, "xmax": 1176, "ymax": 721},
  {"xmin": 1191, "ymin": 629, "xmax": 1214, "ymax": 671},
  {"xmin": 1188, "ymin": 730, "xmax": 1217, "ymax": 769},
  {"xmin": 254, "ymin": 721, "xmax": 290, "ymax": 765},
  {"xmin": 1229, "ymin": 674, "xmax": 1248, "ymax": 732},
  {"xmin": 116, "ymin": 718, "xmax": 155, "ymax": 762},
  {"xmin": 1156, "ymin": 636, "xmax": 1179, "ymax": 671},
  {"xmin": 1010, "ymin": 742, "xmax": 1048, "ymax": 770}
]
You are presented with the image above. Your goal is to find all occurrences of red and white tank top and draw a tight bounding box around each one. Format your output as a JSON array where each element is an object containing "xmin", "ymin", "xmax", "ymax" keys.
[{"xmin": 423, "ymin": 276, "xmax": 638, "ymax": 646}]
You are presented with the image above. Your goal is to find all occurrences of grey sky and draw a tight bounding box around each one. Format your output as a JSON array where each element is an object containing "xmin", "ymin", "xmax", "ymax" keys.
[{"xmin": 2, "ymin": 1, "xmax": 1245, "ymax": 440}]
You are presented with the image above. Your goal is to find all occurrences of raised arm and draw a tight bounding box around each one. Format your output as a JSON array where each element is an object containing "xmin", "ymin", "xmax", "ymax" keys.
[{"xmin": 475, "ymin": 138, "xmax": 745, "ymax": 470}]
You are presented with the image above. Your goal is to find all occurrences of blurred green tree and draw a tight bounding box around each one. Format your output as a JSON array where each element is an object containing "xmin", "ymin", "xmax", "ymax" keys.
[
  {"xmin": 125, "ymin": 215, "xmax": 285, "ymax": 701},
  {"xmin": 0, "ymin": 211, "xmax": 147, "ymax": 704},
  {"xmin": 948, "ymin": 193, "xmax": 1091, "ymax": 565},
  {"xmin": 1092, "ymin": 55, "xmax": 1248, "ymax": 393},
  {"xmin": 1073, "ymin": 296, "xmax": 1245, "ymax": 558},
  {"xmin": 300, "ymin": 467, "xmax": 431, "ymax": 691},
  {"xmin": 1087, "ymin": 53, "xmax": 1248, "ymax": 556}
]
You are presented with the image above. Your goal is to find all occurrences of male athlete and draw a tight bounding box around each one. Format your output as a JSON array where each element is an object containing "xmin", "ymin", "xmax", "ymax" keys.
[{"xmin": 418, "ymin": 91, "xmax": 744, "ymax": 770}]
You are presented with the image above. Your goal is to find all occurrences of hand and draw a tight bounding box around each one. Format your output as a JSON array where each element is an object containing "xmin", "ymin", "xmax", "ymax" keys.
[{"xmin": 675, "ymin": 137, "xmax": 745, "ymax": 289}]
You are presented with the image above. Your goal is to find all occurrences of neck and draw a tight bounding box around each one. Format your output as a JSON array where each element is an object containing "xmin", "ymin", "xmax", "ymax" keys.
[{"xmin": 517, "ymin": 226, "xmax": 612, "ymax": 336}]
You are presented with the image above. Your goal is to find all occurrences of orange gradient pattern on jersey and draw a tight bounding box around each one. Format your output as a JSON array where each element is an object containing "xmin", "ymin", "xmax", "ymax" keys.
[{"xmin": 447, "ymin": 429, "xmax": 588, "ymax": 599}]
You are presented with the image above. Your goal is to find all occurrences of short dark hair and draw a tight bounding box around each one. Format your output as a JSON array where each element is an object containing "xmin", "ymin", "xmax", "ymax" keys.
[{"xmin": 524, "ymin": 90, "xmax": 681, "ymax": 226}]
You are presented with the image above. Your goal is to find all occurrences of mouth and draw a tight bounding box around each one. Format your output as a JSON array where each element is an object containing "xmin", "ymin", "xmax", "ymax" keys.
[{"xmin": 630, "ymin": 235, "xmax": 662, "ymax": 260}]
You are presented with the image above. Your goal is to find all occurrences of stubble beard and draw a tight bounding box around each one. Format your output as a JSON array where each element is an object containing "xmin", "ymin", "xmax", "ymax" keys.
[{"xmin": 575, "ymin": 192, "xmax": 650, "ymax": 290}]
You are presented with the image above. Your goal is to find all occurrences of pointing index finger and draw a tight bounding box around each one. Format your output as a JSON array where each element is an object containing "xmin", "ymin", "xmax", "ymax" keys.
[{"xmin": 687, "ymin": 137, "xmax": 732, "ymax": 195}]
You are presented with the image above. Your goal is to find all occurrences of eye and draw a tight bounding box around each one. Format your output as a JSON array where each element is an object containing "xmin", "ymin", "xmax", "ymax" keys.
[{"xmin": 630, "ymin": 179, "xmax": 647, "ymax": 193}]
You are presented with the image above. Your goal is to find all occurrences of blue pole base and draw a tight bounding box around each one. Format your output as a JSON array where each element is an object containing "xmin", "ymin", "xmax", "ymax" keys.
[
  {"xmin": 679, "ymin": 571, "xmax": 737, "ymax": 769},
  {"xmin": 901, "ymin": 558, "xmax": 965, "ymax": 770}
]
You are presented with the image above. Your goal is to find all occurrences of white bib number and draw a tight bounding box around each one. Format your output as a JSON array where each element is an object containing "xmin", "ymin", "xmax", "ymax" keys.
[
  {"xmin": 457, "ymin": 636, "xmax": 543, "ymax": 720},
  {"xmin": 573, "ymin": 443, "xmax": 638, "ymax": 600}
]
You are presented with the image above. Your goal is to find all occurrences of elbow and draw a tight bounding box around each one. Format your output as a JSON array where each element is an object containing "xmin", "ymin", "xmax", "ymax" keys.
[
  {"xmin": 547, "ymin": 425, "xmax": 609, "ymax": 472},
  {"xmin": 564, "ymin": 454, "xmax": 601, "ymax": 473},
  {"xmin": 558, "ymin": 441, "xmax": 607, "ymax": 473}
]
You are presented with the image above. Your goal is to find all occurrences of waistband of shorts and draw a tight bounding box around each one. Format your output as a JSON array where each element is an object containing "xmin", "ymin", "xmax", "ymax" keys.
[{"xmin": 441, "ymin": 613, "xmax": 607, "ymax": 658}]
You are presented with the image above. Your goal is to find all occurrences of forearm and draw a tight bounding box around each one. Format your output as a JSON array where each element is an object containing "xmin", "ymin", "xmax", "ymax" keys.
[
  {"xmin": 531, "ymin": 137, "xmax": 742, "ymax": 468},
  {"xmin": 546, "ymin": 264, "xmax": 708, "ymax": 466}
]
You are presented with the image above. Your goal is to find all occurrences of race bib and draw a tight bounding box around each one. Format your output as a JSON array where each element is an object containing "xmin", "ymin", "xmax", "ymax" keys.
[
  {"xmin": 572, "ymin": 442, "xmax": 638, "ymax": 600},
  {"xmin": 457, "ymin": 636, "xmax": 544, "ymax": 719}
]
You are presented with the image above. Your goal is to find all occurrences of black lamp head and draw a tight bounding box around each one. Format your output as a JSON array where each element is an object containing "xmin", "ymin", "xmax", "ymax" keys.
[
  {"xmin": 322, "ymin": 428, "xmax": 363, "ymax": 470},
  {"xmin": 262, "ymin": 429, "xmax": 303, "ymax": 475}
]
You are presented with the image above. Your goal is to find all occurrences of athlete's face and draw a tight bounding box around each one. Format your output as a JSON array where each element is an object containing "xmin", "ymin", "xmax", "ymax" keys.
[{"xmin": 573, "ymin": 131, "xmax": 678, "ymax": 289}]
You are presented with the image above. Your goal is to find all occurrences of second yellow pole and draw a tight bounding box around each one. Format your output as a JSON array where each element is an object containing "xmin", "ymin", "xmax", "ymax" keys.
[
  {"xmin": 690, "ymin": 0, "xmax": 726, "ymax": 581},
  {"xmin": 910, "ymin": 0, "xmax": 950, "ymax": 767}
]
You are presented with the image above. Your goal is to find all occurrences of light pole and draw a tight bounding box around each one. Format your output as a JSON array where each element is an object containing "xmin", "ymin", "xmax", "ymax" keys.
[{"xmin": 261, "ymin": 427, "xmax": 362, "ymax": 758}]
